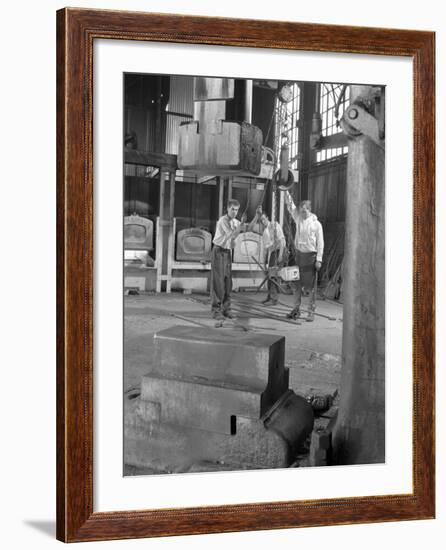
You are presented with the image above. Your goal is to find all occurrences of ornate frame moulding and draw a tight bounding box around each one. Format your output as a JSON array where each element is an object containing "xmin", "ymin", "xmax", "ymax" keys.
[{"xmin": 56, "ymin": 7, "xmax": 435, "ymax": 542}]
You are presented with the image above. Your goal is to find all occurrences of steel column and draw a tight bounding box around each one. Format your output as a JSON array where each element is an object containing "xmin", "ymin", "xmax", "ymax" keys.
[{"xmin": 332, "ymin": 86, "xmax": 385, "ymax": 464}]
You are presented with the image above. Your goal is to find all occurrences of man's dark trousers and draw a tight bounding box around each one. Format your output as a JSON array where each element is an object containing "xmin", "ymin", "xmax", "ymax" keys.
[
  {"xmin": 211, "ymin": 245, "xmax": 232, "ymax": 315},
  {"xmin": 292, "ymin": 251, "xmax": 317, "ymax": 311},
  {"xmin": 267, "ymin": 249, "xmax": 280, "ymax": 302}
]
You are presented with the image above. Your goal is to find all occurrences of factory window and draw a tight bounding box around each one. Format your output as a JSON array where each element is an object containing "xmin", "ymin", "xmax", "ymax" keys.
[
  {"xmin": 274, "ymin": 82, "xmax": 301, "ymax": 171},
  {"xmin": 316, "ymin": 84, "xmax": 350, "ymax": 163}
]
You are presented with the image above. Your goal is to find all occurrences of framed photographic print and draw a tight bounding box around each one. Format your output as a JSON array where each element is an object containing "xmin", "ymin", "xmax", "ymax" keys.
[{"xmin": 56, "ymin": 7, "xmax": 435, "ymax": 542}]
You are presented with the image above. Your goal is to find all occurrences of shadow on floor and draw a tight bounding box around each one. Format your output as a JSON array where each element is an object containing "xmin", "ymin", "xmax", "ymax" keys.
[{"xmin": 23, "ymin": 520, "xmax": 55, "ymax": 538}]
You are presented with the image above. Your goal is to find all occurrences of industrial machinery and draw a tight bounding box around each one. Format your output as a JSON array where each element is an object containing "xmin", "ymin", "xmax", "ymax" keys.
[
  {"xmin": 124, "ymin": 213, "xmax": 154, "ymax": 253},
  {"xmin": 124, "ymin": 326, "xmax": 314, "ymax": 473},
  {"xmin": 178, "ymin": 77, "xmax": 263, "ymax": 176},
  {"xmin": 123, "ymin": 214, "xmax": 156, "ymax": 292},
  {"xmin": 175, "ymin": 227, "xmax": 212, "ymax": 262}
]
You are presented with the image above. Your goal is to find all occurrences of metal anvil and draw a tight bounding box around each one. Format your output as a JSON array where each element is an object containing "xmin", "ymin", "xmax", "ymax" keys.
[{"xmin": 124, "ymin": 325, "xmax": 314, "ymax": 473}]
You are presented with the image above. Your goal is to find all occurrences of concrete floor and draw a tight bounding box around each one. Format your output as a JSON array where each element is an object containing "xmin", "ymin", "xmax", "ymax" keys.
[{"xmin": 124, "ymin": 290, "xmax": 343, "ymax": 401}]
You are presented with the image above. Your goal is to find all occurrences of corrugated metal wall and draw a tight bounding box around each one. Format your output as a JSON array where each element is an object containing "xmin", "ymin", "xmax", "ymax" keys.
[
  {"xmin": 165, "ymin": 76, "xmax": 194, "ymax": 155},
  {"xmin": 308, "ymin": 156, "xmax": 347, "ymax": 223},
  {"xmin": 125, "ymin": 105, "xmax": 157, "ymax": 153},
  {"xmin": 306, "ymin": 156, "xmax": 346, "ymax": 276}
]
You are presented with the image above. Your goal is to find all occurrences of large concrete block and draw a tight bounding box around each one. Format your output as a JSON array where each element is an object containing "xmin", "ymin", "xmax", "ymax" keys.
[
  {"xmin": 141, "ymin": 372, "xmax": 262, "ymax": 434},
  {"xmin": 152, "ymin": 326, "xmax": 289, "ymax": 415},
  {"xmin": 124, "ymin": 389, "xmax": 313, "ymax": 473}
]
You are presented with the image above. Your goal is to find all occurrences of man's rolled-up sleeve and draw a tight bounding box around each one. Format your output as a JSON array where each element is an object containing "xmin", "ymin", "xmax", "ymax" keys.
[{"xmin": 285, "ymin": 192, "xmax": 299, "ymax": 223}]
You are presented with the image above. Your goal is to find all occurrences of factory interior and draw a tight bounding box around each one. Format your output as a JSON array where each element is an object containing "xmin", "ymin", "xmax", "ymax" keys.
[{"xmin": 123, "ymin": 74, "xmax": 385, "ymax": 475}]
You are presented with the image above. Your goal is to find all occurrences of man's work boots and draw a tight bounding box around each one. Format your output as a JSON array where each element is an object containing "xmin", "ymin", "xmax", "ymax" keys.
[
  {"xmin": 223, "ymin": 310, "xmax": 236, "ymax": 319},
  {"xmin": 286, "ymin": 308, "xmax": 301, "ymax": 320},
  {"xmin": 306, "ymin": 310, "xmax": 315, "ymax": 322},
  {"xmin": 262, "ymin": 298, "xmax": 278, "ymax": 307}
]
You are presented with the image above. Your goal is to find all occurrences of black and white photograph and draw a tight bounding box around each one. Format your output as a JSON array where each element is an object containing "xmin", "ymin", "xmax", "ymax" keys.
[
  {"xmin": 1, "ymin": 0, "xmax": 442, "ymax": 547},
  {"xmin": 123, "ymin": 74, "xmax": 385, "ymax": 475}
]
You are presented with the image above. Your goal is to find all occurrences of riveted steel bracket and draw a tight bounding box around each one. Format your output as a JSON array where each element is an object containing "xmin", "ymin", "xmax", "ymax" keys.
[{"xmin": 341, "ymin": 104, "xmax": 384, "ymax": 149}]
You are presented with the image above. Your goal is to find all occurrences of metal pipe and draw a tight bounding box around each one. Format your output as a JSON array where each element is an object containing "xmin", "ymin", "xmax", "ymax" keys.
[
  {"xmin": 244, "ymin": 79, "xmax": 253, "ymax": 123},
  {"xmin": 314, "ymin": 83, "xmax": 321, "ymax": 112}
]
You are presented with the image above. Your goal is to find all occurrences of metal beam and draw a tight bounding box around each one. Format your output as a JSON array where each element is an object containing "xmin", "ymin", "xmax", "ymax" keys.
[
  {"xmin": 124, "ymin": 149, "xmax": 178, "ymax": 171},
  {"xmin": 315, "ymin": 132, "xmax": 348, "ymax": 150}
]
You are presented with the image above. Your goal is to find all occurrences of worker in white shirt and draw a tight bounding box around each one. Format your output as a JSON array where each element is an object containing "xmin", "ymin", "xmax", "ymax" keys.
[
  {"xmin": 256, "ymin": 208, "xmax": 286, "ymax": 306},
  {"xmin": 284, "ymin": 191, "xmax": 324, "ymax": 321},
  {"xmin": 211, "ymin": 199, "xmax": 248, "ymax": 320}
]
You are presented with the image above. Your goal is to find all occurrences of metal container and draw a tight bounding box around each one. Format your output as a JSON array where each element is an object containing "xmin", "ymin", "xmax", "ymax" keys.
[{"xmin": 279, "ymin": 266, "xmax": 300, "ymax": 281}]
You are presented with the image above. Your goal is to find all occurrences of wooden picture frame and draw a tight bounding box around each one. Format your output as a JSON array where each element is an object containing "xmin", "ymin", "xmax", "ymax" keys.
[{"xmin": 56, "ymin": 7, "xmax": 435, "ymax": 542}]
